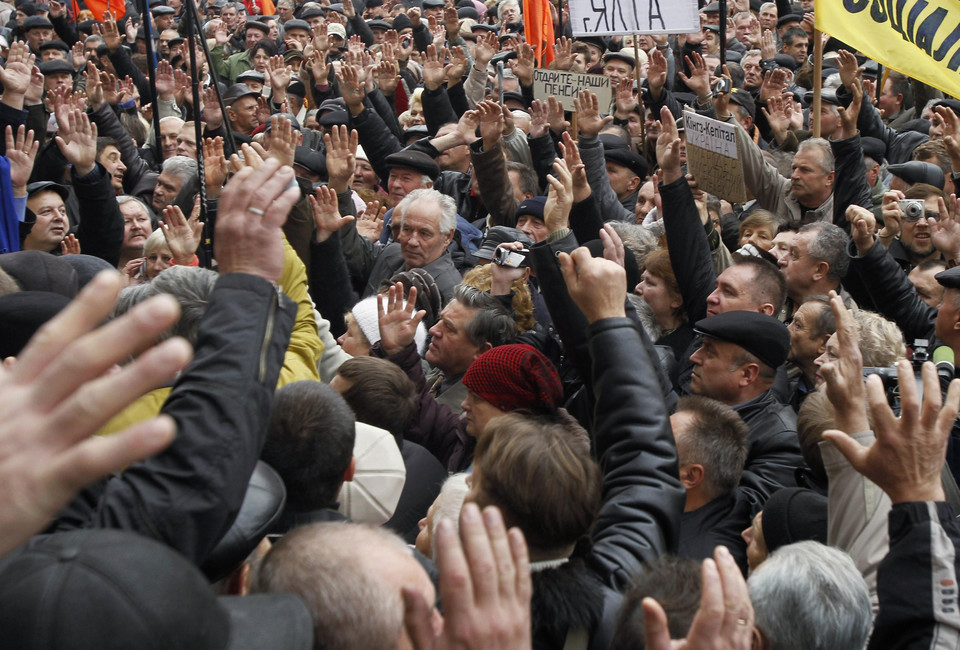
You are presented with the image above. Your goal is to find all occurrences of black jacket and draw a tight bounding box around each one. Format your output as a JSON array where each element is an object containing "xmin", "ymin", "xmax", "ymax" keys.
[
  {"xmin": 51, "ymin": 274, "xmax": 296, "ymax": 566},
  {"xmin": 734, "ymin": 389, "xmax": 802, "ymax": 502},
  {"xmin": 531, "ymin": 317, "xmax": 684, "ymax": 649},
  {"xmin": 678, "ymin": 489, "xmax": 753, "ymax": 575}
]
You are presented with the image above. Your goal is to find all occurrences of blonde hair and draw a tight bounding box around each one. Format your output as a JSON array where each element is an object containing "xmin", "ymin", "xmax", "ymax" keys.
[
  {"xmin": 462, "ymin": 264, "xmax": 535, "ymax": 332},
  {"xmin": 856, "ymin": 310, "xmax": 908, "ymax": 367}
]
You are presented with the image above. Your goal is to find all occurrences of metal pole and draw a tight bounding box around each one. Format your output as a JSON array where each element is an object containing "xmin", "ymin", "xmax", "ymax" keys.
[
  {"xmin": 139, "ymin": 0, "xmax": 163, "ymax": 154},
  {"xmin": 812, "ymin": 28, "xmax": 823, "ymax": 138}
]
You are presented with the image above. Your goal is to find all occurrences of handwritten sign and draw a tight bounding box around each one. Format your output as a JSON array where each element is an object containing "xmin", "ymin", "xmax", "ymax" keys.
[
  {"xmin": 533, "ymin": 69, "xmax": 611, "ymax": 111},
  {"xmin": 683, "ymin": 110, "xmax": 748, "ymax": 204},
  {"xmin": 569, "ymin": 0, "xmax": 699, "ymax": 36}
]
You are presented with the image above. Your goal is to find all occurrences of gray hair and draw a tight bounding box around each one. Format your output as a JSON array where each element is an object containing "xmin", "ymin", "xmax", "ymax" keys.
[
  {"xmin": 117, "ymin": 195, "xmax": 152, "ymax": 220},
  {"xmin": 159, "ymin": 116, "xmax": 185, "ymax": 127},
  {"xmin": 856, "ymin": 309, "xmax": 907, "ymax": 367},
  {"xmin": 749, "ymin": 542, "xmax": 872, "ymax": 650},
  {"xmin": 277, "ymin": 0, "xmax": 294, "ymax": 8},
  {"xmin": 797, "ymin": 138, "xmax": 835, "ymax": 174},
  {"xmin": 161, "ymin": 155, "xmax": 199, "ymax": 185},
  {"xmin": 396, "ymin": 188, "xmax": 457, "ymax": 235},
  {"xmin": 454, "ymin": 284, "xmax": 517, "ymax": 348},
  {"xmin": 800, "ymin": 222, "xmax": 849, "ymax": 282},
  {"xmin": 143, "ymin": 227, "xmax": 168, "ymax": 254},
  {"xmin": 760, "ymin": 2, "xmax": 776, "ymax": 10},
  {"xmin": 608, "ymin": 221, "xmax": 659, "ymax": 272},
  {"xmin": 115, "ymin": 266, "xmax": 218, "ymax": 345},
  {"xmin": 253, "ymin": 522, "xmax": 410, "ymax": 650}
]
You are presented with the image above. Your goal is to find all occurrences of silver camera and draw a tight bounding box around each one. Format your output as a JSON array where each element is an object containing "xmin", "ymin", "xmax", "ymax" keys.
[
  {"xmin": 899, "ymin": 199, "xmax": 925, "ymax": 221},
  {"xmin": 493, "ymin": 247, "xmax": 529, "ymax": 268}
]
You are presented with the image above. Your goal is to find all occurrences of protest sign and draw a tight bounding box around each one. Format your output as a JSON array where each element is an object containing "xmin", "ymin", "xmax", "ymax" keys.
[
  {"xmin": 683, "ymin": 110, "xmax": 748, "ymax": 204},
  {"xmin": 569, "ymin": 0, "xmax": 699, "ymax": 36},
  {"xmin": 533, "ymin": 69, "xmax": 611, "ymax": 110},
  {"xmin": 815, "ymin": 0, "xmax": 960, "ymax": 99}
]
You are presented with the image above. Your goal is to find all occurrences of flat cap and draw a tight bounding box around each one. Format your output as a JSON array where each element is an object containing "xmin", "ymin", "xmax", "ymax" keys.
[
  {"xmin": 604, "ymin": 147, "xmax": 648, "ymax": 179},
  {"xmin": 222, "ymin": 83, "xmax": 260, "ymax": 105},
  {"xmin": 777, "ymin": 13, "xmax": 803, "ymax": 27},
  {"xmin": 367, "ymin": 19, "xmax": 392, "ymax": 30},
  {"xmin": 888, "ymin": 160, "xmax": 945, "ymax": 190},
  {"xmin": 933, "ymin": 99, "xmax": 960, "ymax": 117},
  {"xmin": 803, "ymin": 87, "xmax": 839, "ymax": 106},
  {"xmin": 38, "ymin": 39, "xmax": 69, "ymax": 52},
  {"xmin": 318, "ymin": 109, "xmax": 349, "ymax": 126},
  {"xmin": 602, "ymin": 49, "xmax": 635, "ymax": 68},
  {"xmin": 40, "ymin": 59, "xmax": 73, "ymax": 75},
  {"xmin": 423, "ymin": 0, "xmax": 445, "ymax": 6},
  {"xmin": 26, "ymin": 180, "xmax": 70, "ymax": 200},
  {"xmin": 384, "ymin": 149, "xmax": 439, "ymax": 180},
  {"xmin": 245, "ymin": 18, "xmax": 270, "ymax": 33},
  {"xmin": 694, "ymin": 311, "xmax": 790, "ymax": 369},
  {"xmin": 293, "ymin": 145, "xmax": 326, "ymax": 176},
  {"xmin": 391, "ymin": 12, "xmax": 412, "ymax": 31},
  {"xmin": 728, "ymin": 87, "xmax": 756, "ymax": 117},
  {"xmin": 937, "ymin": 266, "xmax": 960, "ymax": 289},
  {"xmin": 22, "ymin": 15, "xmax": 53, "ymax": 30},
  {"xmin": 151, "ymin": 5, "xmax": 175, "ymax": 14},
  {"xmin": 299, "ymin": 6, "xmax": 324, "ymax": 18},
  {"xmin": 471, "ymin": 23, "xmax": 497, "ymax": 33},
  {"xmin": 598, "ymin": 133, "xmax": 629, "ymax": 150},
  {"xmin": 457, "ymin": 6, "xmax": 478, "ymax": 20},
  {"xmin": 861, "ymin": 136, "xmax": 886, "ymax": 164},
  {"xmin": 283, "ymin": 18, "xmax": 310, "ymax": 32},
  {"xmin": 773, "ymin": 53, "xmax": 797, "ymax": 71},
  {"xmin": 701, "ymin": 1, "xmax": 721, "ymax": 13},
  {"xmin": 236, "ymin": 69, "xmax": 265, "ymax": 82}
]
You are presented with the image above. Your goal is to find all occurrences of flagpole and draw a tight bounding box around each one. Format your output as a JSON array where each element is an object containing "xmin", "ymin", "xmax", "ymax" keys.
[
  {"xmin": 632, "ymin": 35, "xmax": 645, "ymax": 144},
  {"xmin": 812, "ymin": 28, "xmax": 823, "ymax": 138},
  {"xmin": 139, "ymin": 0, "xmax": 163, "ymax": 154}
]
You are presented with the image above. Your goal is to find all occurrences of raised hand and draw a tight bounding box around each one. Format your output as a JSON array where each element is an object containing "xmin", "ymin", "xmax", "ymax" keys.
[
  {"xmin": 310, "ymin": 185, "xmax": 354, "ymax": 243},
  {"xmin": 456, "ymin": 109, "xmax": 480, "ymax": 146},
  {"xmin": 422, "ymin": 44, "xmax": 446, "ymax": 91},
  {"xmin": 552, "ymin": 36, "xmax": 573, "ymax": 71},
  {"xmin": 265, "ymin": 115, "xmax": 298, "ymax": 168},
  {"xmin": 933, "ymin": 194, "xmax": 960, "ymax": 262},
  {"xmin": 201, "ymin": 86, "xmax": 224, "ymax": 130},
  {"xmin": 936, "ymin": 106, "xmax": 960, "ymax": 172},
  {"xmin": 817, "ymin": 290, "xmax": 869, "ymax": 434},
  {"xmin": 443, "ymin": 6, "xmax": 460, "ymax": 38},
  {"xmin": 600, "ymin": 223, "xmax": 625, "ymax": 268},
  {"xmin": 324, "ymin": 124, "xmax": 359, "ymax": 193},
  {"xmin": 546, "ymin": 95, "xmax": 569, "ymax": 135},
  {"xmin": 357, "ymin": 200, "xmax": 386, "ymax": 240},
  {"xmin": 155, "ymin": 59, "xmax": 176, "ymax": 101},
  {"xmin": 655, "ymin": 106, "xmax": 682, "ymax": 183},
  {"xmin": 474, "ymin": 31, "xmax": 499, "ymax": 67},
  {"xmin": 160, "ymin": 203, "xmax": 203, "ymax": 264},
  {"xmin": 402, "ymin": 505, "xmax": 532, "ymax": 650},
  {"xmin": 5, "ymin": 125, "xmax": 39, "ymax": 195},
  {"xmin": 845, "ymin": 204, "xmax": 878, "ymax": 256},
  {"xmin": 646, "ymin": 47, "xmax": 669, "ymax": 99},
  {"xmin": 266, "ymin": 55, "xmax": 293, "ymax": 92},
  {"xmin": 643, "ymin": 546, "xmax": 754, "ymax": 650},
  {"xmin": 338, "ymin": 63, "xmax": 366, "ymax": 114},
  {"xmin": 445, "ymin": 46, "xmax": 468, "ymax": 86},
  {"xmin": 510, "ymin": 42, "xmax": 535, "ymax": 87},
  {"xmin": 529, "ymin": 100, "xmax": 548, "ymax": 138},
  {"xmin": 761, "ymin": 93, "xmax": 791, "ymax": 144},
  {"xmin": 55, "ymin": 107, "xmax": 98, "ymax": 176},
  {"xmin": 478, "ymin": 99, "xmax": 503, "ymax": 149},
  {"xmin": 0, "ymin": 41, "xmax": 36, "ymax": 107},
  {"xmin": 559, "ymin": 131, "xmax": 590, "ymax": 202},
  {"xmin": 557, "ymin": 246, "xmax": 627, "ymax": 322},
  {"xmin": 758, "ymin": 67, "xmax": 789, "ymax": 102},
  {"xmin": 679, "ymin": 52, "xmax": 711, "ymax": 101},
  {"xmin": 377, "ymin": 282, "xmax": 425, "ymax": 355},
  {"xmin": 573, "ymin": 90, "xmax": 612, "ymax": 138},
  {"xmin": 543, "ymin": 158, "xmax": 573, "ymax": 234},
  {"xmin": 837, "ymin": 72, "xmax": 863, "ymax": 139},
  {"xmin": 101, "ymin": 10, "xmax": 123, "ymax": 52},
  {"xmin": 760, "ymin": 28, "xmax": 777, "ymax": 60},
  {"xmin": 614, "ymin": 77, "xmax": 638, "ymax": 119},
  {"xmin": 0, "ymin": 271, "xmax": 191, "ymax": 558},
  {"xmin": 203, "ymin": 136, "xmax": 228, "ymax": 197},
  {"xmin": 71, "ymin": 42, "xmax": 86, "ymax": 71}
]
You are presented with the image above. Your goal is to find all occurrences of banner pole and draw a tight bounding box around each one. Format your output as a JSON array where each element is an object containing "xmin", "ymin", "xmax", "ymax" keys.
[
  {"xmin": 718, "ymin": 0, "xmax": 726, "ymax": 68},
  {"xmin": 812, "ymin": 27, "xmax": 823, "ymax": 138}
]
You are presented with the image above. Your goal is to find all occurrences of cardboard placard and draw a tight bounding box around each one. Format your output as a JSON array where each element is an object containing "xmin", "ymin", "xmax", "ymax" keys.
[
  {"xmin": 569, "ymin": 0, "xmax": 700, "ymax": 36},
  {"xmin": 533, "ymin": 69, "xmax": 611, "ymax": 111},
  {"xmin": 683, "ymin": 110, "xmax": 748, "ymax": 204}
]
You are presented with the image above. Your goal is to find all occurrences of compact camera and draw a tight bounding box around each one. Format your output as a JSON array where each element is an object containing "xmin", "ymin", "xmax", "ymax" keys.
[
  {"xmin": 899, "ymin": 199, "xmax": 925, "ymax": 221},
  {"xmin": 493, "ymin": 247, "xmax": 529, "ymax": 268}
]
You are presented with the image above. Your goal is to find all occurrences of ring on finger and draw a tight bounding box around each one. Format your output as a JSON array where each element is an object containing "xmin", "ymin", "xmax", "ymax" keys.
[{"xmin": 247, "ymin": 207, "xmax": 265, "ymax": 216}]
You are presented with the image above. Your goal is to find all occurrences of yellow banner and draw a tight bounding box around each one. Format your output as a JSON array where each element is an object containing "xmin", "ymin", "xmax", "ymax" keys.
[{"xmin": 815, "ymin": 0, "xmax": 960, "ymax": 99}]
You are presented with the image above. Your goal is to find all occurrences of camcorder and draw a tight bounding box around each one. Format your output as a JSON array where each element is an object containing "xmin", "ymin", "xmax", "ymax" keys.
[
  {"xmin": 862, "ymin": 339, "xmax": 955, "ymax": 412},
  {"xmin": 493, "ymin": 247, "xmax": 530, "ymax": 268}
]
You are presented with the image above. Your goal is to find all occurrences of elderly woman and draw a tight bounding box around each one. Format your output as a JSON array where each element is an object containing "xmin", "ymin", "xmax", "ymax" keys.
[
  {"xmin": 635, "ymin": 249, "xmax": 692, "ymax": 364},
  {"xmin": 120, "ymin": 202, "xmax": 202, "ymax": 285}
]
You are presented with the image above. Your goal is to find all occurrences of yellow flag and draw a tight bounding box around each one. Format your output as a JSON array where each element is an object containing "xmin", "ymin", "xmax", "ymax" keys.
[{"xmin": 815, "ymin": 0, "xmax": 960, "ymax": 99}]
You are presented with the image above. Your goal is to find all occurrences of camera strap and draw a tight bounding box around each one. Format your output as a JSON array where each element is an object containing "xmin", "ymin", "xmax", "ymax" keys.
[{"xmin": 941, "ymin": 464, "xmax": 960, "ymax": 517}]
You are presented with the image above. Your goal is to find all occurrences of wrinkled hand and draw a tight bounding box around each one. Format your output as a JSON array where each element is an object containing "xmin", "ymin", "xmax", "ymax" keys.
[
  {"xmin": 155, "ymin": 59, "xmax": 176, "ymax": 100},
  {"xmin": 338, "ymin": 63, "xmax": 366, "ymax": 112},
  {"xmin": 600, "ymin": 223, "xmax": 625, "ymax": 268},
  {"xmin": 679, "ymin": 52, "xmax": 711, "ymax": 100},
  {"xmin": 510, "ymin": 42, "xmax": 535, "ymax": 87},
  {"xmin": 201, "ymin": 86, "xmax": 224, "ymax": 130},
  {"xmin": 818, "ymin": 290, "xmax": 869, "ymax": 433},
  {"xmin": 643, "ymin": 546, "xmax": 754, "ymax": 650},
  {"xmin": 102, "ymin": 10, "xmax": 123, "ymax": 51},
  {"xmin": 846, "ymin": 204, "xmax": 877, "ymax": 255},
  {"xmin": 403, "ymin": 504, "xmax": 532, "ymax": 650},
  {"xmin": 265, "ymin": 115, "xmax": 298, "ymax": 168},
  {"xmin": 456, "ymin": 109, "xmax": 480, "ymax": 146},
  {"xmin": 5, "ymin": 125, "xmax": 39, "ymax": 195},
  {"xmin": 614, "ymin": 77, "xmax": 638, "ymax": 119},
  {"xmin": 0, "ymin": 41, "xmax": 35, "ymax": 100},
  {"xmin": 422, "ymin": 44, "xmax": 446, "ymax": 91},
  {"xmin": 160, "ymin": 203, "xmax": 203, "ymax": 264},
  {"xmin": 546, "ymin": 95, "xmax": 569, "ymax": 135},
  {"xmin": 357, "ymin": 200, "xmax": 386, "ymax": 240},
  {"xmin": 378, "ymin": 282, "xmax": 425, "ymax": 355},
  {"xmin": 837, "ymin": 73, "xmax": 862, "ymax": 139},
  {"xmin": 60, "ymin": 234, "xmax": 81, "ymax": 256},
  {"xmin": 478, "ymin": 99, "xmax": 503, "ymax": 149},
  {"xmin": 543, "ymin": 158, "xmax": 573, "ymax": 233},
  {"xmin": 445, "ymin": 46, "xmax": 468, "ymax": 86},
  {"xmin": 529, "ymin": 100, "xmax": 548, "ymax": 138},
  {"xmin": 310, "ymin": 185, "xmax": 354, "ymax": 243},
  {"xmin": 324, "ymin": 125, "xmax": 359, "ymax": 193},
  {"xmin": 573, "ymin": 89, "xmax": 612, "ymax": 138},
  {"xmin": 933, "ymin": 194, "xmax": 960, "ymax": 262},
  {"xmin": 558, "ymin": 247, "xmax": 627, "ymax": 322},
  {"xmin": 215, "ymin": 158, "xmax": 299, "ymax": 283},
  {"xmin": 474, "ymin": 31, "xmax": 499, "ymax": 66},
  {"xmin": 655, "ymin": 106, "xmax": 683, "ymax": 183},
  {"xmin": 760, "ymin": 29, "xmax": 776, "ymax": 60},
  {"xmin": 757, "ymin": 67, "xmax": 789, "ymax": 102},
  {"xmin": 559, "ymin": 131, "xmax": 590, "ymax": 203},
  {"xmin": 0, "ymin": 271, "xmax": 191, "ymax": 558},
  {"xmin": 823, "ymin": 360, "xmax": 960, "ymax": 504},
  {"xmin": 647, "ymin": 47, "xmax": 668, "ymax": 98},
  {"xmin": 55, "ymin": 107, "xmax": 98, "ymax": 176},
  {"xmin": 553, "ymin": 36, "xmax": 573, "ymax": 71}
]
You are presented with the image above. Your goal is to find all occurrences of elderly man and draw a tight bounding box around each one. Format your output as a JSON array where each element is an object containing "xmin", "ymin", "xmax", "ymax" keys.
[
  {"xmin": 777, "ymin": 222, "xmax": 850, "ymax": 317},
  {"xmin": 689, "ymin": 310, "xmax": 803, "ymax": 501},
  {"xmin": 151, "ymin": 156, "xmax": 198, "ymax": 216},
  {"xmin": 158, "ymin": 116, "xmax": 185, "ymax": 161}
]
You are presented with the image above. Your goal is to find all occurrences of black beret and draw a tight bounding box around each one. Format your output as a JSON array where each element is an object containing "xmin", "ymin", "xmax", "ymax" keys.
[
  {"xmin": 293, "ymin": 145, "xmax": 326, "ymax": 176},
  {"xmin": 934, "ymin": 99, "xmax": 960, "ymax": 117},
  {"xmin": 598, "ymin": 133, "xmax": 629, "ymax": 151},
  {"xmin": 777, "ymin": 13, "xmax": 803, "ymax": 28},
  {"xmin": 773, "ymin": 53, "xmax": 797, "ymax": 71},
  {"xmin": 937, "ymin": 266, "xmax": 960, "ymax": 290},
  {"xmin": 287, "ymin": 79, "xmax": 306, "ymax": 97},
  {"xmin": 38, "ymin": 39, "xmax": 69, "ymax": 52},
  {"xmin": 888, "ymin": 160, "xmax": 944, "ymax": 190},
  {"xmin": 728, "ymin": 87, "xmax": 756, "ymax": 117},
  {"xmin": 283, "ymin": 18, "xmax": 310, "ymax": 32},
  {"xmin": 861, "ymin": 136, "xmax": 886, "ymax": 164},
  {"xmin": 384, "ymin": 149, "xmax": 439, "ymax": 180},
  {"xmin": 0, "ymin": 292, "xmax": 71, "ymax": 359},
  {"xmin": 318, "ymin": 97, "xmax": 347, "ymax": 112},
  {"xmin": 391, "ymin": 12, "xmax": 412, "ymax": 31},
  {"xmin": 703, "ymin": 24, "xmax": 720, "ymax": 34},
  {"xmin": 604, "ymin": 147, "xmax": 648, "ymax": 179},
  {"xmin": 694, "ymin": 311, "xmax": 790, "ymax": 369},
  {"xmin": 245, "ymin": 19, "xmax": 270, "ymax": 33},
  {"xmin": 761, "ymin": 488, "xmax": 828, "ymax": 552},
  {"xmin": 475, "ymin": 226, "xmax": 533, "ymax": 260},
  {"xmin": 317, "ymin": 109, "xmax": 349, "ymax": 126},
  {"xmin": 22, "ymin": 15, "xmax": 53, "ymax": 31}
]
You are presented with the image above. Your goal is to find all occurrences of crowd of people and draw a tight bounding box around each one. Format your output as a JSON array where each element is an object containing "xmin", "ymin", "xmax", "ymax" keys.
[{"xmin": 1, "ymin": 0, "xmax": 960, "ymax": 645}]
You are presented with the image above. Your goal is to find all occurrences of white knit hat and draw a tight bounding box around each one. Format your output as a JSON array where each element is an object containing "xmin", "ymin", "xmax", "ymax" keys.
[
  {"xmin": 350, "ymin": 296, "xmax": 428, "ymax": 354},
  {"xmin": 337, "ymin": 422, "xmax": 406, "ymax": 525}
]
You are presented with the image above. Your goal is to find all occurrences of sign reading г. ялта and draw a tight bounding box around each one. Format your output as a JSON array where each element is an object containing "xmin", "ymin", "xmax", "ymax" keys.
[{"xmin": 569, "ymin": 0, "xmax": 699, "ymax": 36}]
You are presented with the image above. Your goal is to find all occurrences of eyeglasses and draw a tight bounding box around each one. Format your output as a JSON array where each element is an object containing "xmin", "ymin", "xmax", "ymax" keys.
[{"xmin": 903, "ymin": 210, "xmax": 941, "ymax": 223}]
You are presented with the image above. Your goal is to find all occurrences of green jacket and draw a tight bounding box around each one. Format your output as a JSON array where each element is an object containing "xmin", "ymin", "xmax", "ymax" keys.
[{"xmin": 210, "ymin": 45, "xmax": 253, "ymax": 85}]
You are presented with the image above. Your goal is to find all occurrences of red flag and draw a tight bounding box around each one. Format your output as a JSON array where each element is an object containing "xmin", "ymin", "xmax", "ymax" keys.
[
  {"xmin": 522, "ymin": 0, "xmax": 554, "ymax": 67},
  {"xmin": 82, "ymin": 0, "xmax": 125, "ymax": 22}
]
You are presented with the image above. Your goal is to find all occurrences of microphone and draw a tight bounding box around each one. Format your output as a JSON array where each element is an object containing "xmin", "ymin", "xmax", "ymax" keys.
[{"xmin": 933, "ymin": 346, "xmax": 955, "ymax": 390}]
